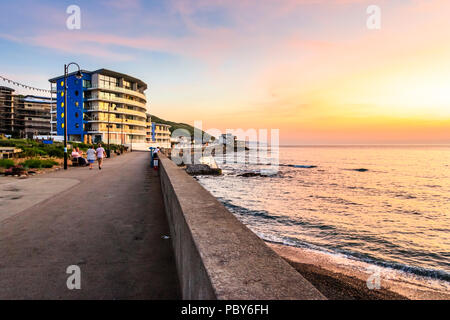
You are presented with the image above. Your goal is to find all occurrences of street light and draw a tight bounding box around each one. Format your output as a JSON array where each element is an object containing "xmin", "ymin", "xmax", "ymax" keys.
[
  {"xmin": 106, "ymin": 103, "xmax": 111, "ymax": 158},
  {"xmin": 63, "ymin": 62, "xmax": 82, "ymax": 170},
  {"xmin": 113, "ymin": 106, "xmax": 124, "ymax": 154}
]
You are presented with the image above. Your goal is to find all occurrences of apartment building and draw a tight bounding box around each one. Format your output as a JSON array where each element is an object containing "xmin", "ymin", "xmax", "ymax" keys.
[
  {"xmin": 0, "ymin": 86, "xmax": 15, "ymax": 135},
  {"xmin": 0, "ymin": 86, "xmax": 53, "ymax": 138},
  {"xmin": 16, "ymin": 96, "xmax": 52, "ymax": 138},
  {"xmin": 146, "ymin": 115, "xmax": 171, "ymax": 149},
  {"xmin": 49, "ymin": 69, "xmax": 148, "ymax": 145}
]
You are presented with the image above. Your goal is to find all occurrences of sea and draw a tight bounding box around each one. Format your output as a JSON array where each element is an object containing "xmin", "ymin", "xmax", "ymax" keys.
[{"xmin": 196, "ymin": 145, "xmax": 450, "ymax": 298}]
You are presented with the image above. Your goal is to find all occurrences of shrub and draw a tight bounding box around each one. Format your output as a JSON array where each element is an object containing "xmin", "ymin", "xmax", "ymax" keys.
[
  {"xmin": 22, "ymin": 147, "xmax": 48, "ymax": 157},
  {"xmin": 21, "ymin": 159, "xmax": 57, "ymax": 169},
  {"xmin": 21, "ymin": 159, "xmax": 42, "ymax": 168},
  {"xmin": 47, "ymin": 146, "xmax": 64, "ymax": 158},
  {"xmin": 0, "ymin": 159, "xmax": 15, "ymax": 168},
  {"xmin": 41, "ymin": 159, "xmax": 58, "ymax": 168}
]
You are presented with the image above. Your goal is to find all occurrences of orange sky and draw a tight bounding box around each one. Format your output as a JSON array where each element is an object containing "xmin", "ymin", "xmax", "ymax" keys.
[
  {"xmin": 1, "ymin": 0, "xmax": 450, "ymax": 144},
  {"xmin": 154, "ymin": 0, "xmax": 450, "ymax": 144}
]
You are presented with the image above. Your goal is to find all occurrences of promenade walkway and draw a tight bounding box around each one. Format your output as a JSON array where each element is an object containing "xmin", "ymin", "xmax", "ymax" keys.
[{"xmin": 0, "ymin": 152, "xmax": 180, "ymax": 299}]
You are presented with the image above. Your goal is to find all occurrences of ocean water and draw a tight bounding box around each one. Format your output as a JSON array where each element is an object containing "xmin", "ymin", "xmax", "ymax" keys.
[{"xmin": 196, "ymin": 146, "xmax": 450, "ymax": 293}]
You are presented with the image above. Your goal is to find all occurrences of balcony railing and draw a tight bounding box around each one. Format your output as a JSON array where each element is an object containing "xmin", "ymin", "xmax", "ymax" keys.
[
  {"xmin": 84, "ymin": 106, "xmax": 146, "ymax": 118},
  {"xmin": 86, "ymin": 119, "xmax": 147, "ymax": 127},
  {"xmin": 86, "ymin": 84, "xmax": 147, "ymax": 101},
  {"xmin": 86, "ymin": 96, "xmax": 147, "ymax": 110},
  {"xmin": 87, "ymin": 129, "xmax": 146, "ymax": 136}
]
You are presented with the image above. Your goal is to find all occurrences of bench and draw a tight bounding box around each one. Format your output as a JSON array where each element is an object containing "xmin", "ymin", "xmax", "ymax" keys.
[
  {"xmin": 71, "ymin": 157, "xmax": 80, "ymax": 167},
  {"xmin": 71, "ymin": 157, "xmax": 88, "ymax": 167}
]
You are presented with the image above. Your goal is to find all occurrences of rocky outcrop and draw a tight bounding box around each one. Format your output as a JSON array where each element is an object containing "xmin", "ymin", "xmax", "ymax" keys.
[
  {"xmin": 238, "ymin": 170, "xmax": 279, "ymax": 177},
  {"xmin": 186, "ymin": 164, "xmax": 222, "ymax": 176}
]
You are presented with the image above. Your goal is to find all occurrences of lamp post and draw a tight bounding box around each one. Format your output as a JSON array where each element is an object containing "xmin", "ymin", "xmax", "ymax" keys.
[
  {"xmin": 63, "ymin": 62, "xmax": 82, "ymax": 170},
  {"xmin": 107, "ymin": 103, "xmax": 111, "ymax": 158},
  {"xmin": 121, "ymin": 113, "xmax": 124, "ymax": 146},
  {"xmin": 113, "ymin": 106, "xmax": 123, "ymax": 154}
]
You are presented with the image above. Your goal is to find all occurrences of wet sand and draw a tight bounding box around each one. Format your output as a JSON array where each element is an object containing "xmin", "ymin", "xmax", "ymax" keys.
[
  {"xmin": 284, "ymin": 258, "xmax": 407, "ymax": 300},
  {"xmin": 268, "ymin": 243, "xmax": 450, "ymax": 300}
]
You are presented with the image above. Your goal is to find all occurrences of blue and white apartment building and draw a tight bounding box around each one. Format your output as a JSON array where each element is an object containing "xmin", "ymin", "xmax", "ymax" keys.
[{"xmin": 49, "ymin": 69, "xmax": 149, "ymax": 147}]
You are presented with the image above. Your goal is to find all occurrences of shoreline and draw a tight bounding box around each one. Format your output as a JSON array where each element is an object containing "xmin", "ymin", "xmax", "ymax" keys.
[{"xmin": 268, "ymin": 243, "xmax": 450, "ymax": 300}]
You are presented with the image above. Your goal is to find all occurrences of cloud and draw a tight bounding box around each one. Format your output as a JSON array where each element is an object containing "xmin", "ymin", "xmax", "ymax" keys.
[{"xmin": 101, "ymin": 0, "xmax": 141, "ymax": 10}]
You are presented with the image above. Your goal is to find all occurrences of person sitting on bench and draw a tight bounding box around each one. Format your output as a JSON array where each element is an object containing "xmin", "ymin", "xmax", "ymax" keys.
[{"xmin": 72, "ymin": 147, "xmax": 87, "ymax": 166}]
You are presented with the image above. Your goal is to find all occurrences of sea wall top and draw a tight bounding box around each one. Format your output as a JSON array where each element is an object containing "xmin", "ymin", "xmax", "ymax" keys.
[{"xmin": 159, "ymin": 154, "xmax": 326, "ymax": 300}]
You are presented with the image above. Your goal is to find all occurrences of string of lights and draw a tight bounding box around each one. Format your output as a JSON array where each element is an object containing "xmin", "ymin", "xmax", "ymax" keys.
[{"xmin": 0, "ymin": 75, "xmax": 52, "ymax": 94}]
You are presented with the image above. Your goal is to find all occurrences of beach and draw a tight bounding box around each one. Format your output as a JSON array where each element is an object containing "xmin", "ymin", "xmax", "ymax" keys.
[{"xmin": 269, "ymin": 243, "xmax": 450, "ymax": 300}]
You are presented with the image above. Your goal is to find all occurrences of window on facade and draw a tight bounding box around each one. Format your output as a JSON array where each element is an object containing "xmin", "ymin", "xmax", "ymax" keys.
[
  {"xmin": 123, "ymin": 80, "xmax": 131, "ymax": 89},
  {"xmin": 99, "ymin": 75, "xmax": 117, "ymax": 89}
]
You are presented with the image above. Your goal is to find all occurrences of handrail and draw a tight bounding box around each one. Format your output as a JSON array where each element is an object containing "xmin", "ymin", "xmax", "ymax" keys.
[
  {"xmin": 86, "ymin": 85, "xmax": 147, "ymax": 100},
  {"xmin": 84, "ymin": 106, "xmax": 146, "ymax": 118},
  {"xmin": 86, "ymin": 96, "xmax": 147, "ymax": 110}
]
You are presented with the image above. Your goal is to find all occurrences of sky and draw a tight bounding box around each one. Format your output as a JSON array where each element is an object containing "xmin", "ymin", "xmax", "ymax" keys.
[{"xmin": 0, "ymin": 0, "xmax": 449, "ymax": 144}]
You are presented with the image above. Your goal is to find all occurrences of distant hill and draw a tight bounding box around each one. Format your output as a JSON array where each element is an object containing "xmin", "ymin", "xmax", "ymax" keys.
[{"xmin": 150, "ymin": 115, "xmax": 215, "ymax": 141}]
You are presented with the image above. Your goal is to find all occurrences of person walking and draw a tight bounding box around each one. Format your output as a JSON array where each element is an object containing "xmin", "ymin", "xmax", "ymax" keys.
[
  {"xmin": 96, "ymin": 144, "xmax": 107, "ymax": 170},
  {"xmin": 86, "ymin": 145, "xmax": 96, "ymax": 170}
]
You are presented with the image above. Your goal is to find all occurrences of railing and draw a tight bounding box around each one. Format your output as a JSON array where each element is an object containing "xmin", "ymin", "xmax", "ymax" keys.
[
  {"xmin": 87, "ymin": 129, "xmax": 146, "ymax": 136},
  {"xmin": 84, "ymin": 106, "xmax": 146, "ymax": 118},
  {"xmin": 86, "ymin": 85, "xmax": 147, "ymax": 101},
  {"xmin": 86, "ymin": 96, "xmax": 147, "ymax": 110},
  {"xmin": 86, "ymin": 119, "xmax": 147, "ymax": 127}
]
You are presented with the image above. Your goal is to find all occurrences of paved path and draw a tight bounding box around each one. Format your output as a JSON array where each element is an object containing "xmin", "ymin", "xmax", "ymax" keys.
[{"xmin": 0, "ymin": 152, "xmax": 180, "ymax": 299}]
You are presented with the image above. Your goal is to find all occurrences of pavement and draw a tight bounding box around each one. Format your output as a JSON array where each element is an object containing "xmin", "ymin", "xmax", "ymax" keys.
[{"xmin": 0, "ymin": 152, "xmax": 180, "ymax": 299}]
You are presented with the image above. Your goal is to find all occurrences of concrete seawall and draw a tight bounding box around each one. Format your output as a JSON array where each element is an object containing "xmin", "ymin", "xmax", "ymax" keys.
[{"xmin": 159, "ymin": 154, "xmax": 326, "ymax": 300}]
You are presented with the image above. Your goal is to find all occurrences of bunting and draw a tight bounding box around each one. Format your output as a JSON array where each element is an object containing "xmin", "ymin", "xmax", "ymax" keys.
[{"xmin": 0, "ymin": 75, "xmax": 52, "ymax": 93}]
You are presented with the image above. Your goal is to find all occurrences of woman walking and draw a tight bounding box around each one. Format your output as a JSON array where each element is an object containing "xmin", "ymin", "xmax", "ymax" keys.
[
  {"xmin": 86, "ymin": 145, "xmax": 96, "ymax": 170},
  {"xmin": 96, "ymin": 144, "xmax": 107, "ymax": 170}
]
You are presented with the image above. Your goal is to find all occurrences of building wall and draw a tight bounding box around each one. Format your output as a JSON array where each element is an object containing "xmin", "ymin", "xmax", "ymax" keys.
[{"xmin": 53, "ymin": 74, "xmax": 88, "ymax": 141}]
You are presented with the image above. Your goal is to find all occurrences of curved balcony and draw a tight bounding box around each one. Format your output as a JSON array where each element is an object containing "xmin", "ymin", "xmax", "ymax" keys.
[
  {"xmin": 86, "ymin": 119, "xmax": 147, "ymax": 127},
  {"xmin": 86, "ymin": 96, "xmax": 147, "ymax": 111},
  {"xmin": 86, "ymin": 85, "xmax": 147, "ymax": 101},
  {"xmin": 87, "ymin": 129, "xmax": 146, "ymax": 136},
  {"xmin": 84, "ymin": 106, "xmax": 147, "ymax": 119}
]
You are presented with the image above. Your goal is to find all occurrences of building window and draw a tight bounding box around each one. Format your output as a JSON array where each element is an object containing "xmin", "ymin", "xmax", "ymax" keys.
[{"xmin": 83, "ymin": 80, "xmax": 92, "ymax": 88}]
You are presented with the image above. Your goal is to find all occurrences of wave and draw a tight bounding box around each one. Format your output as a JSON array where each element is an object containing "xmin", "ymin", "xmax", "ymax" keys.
[
  {"xmin": 280, "ymin": 164, "xmax": 317, "ymax": 168},
  {"xmin": 219, "ymin": 199, "xmax": 450, "ymax": 282},
  {"xmin": 264, "ymin": 235, "xmax": 450, "ymax": 282},
  {"xmin": 345, "ymin": 168, "xmax": 369, "ymax": 172}
]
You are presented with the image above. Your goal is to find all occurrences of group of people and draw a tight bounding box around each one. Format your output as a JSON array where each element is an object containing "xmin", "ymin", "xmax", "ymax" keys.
[
  {"xmin": 72, "ymin": 145, "xmax": 162, "ymax": 171},
  {"xmin": 71, "ymin": 144, "xmax": 107, "ymax": 170}
]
